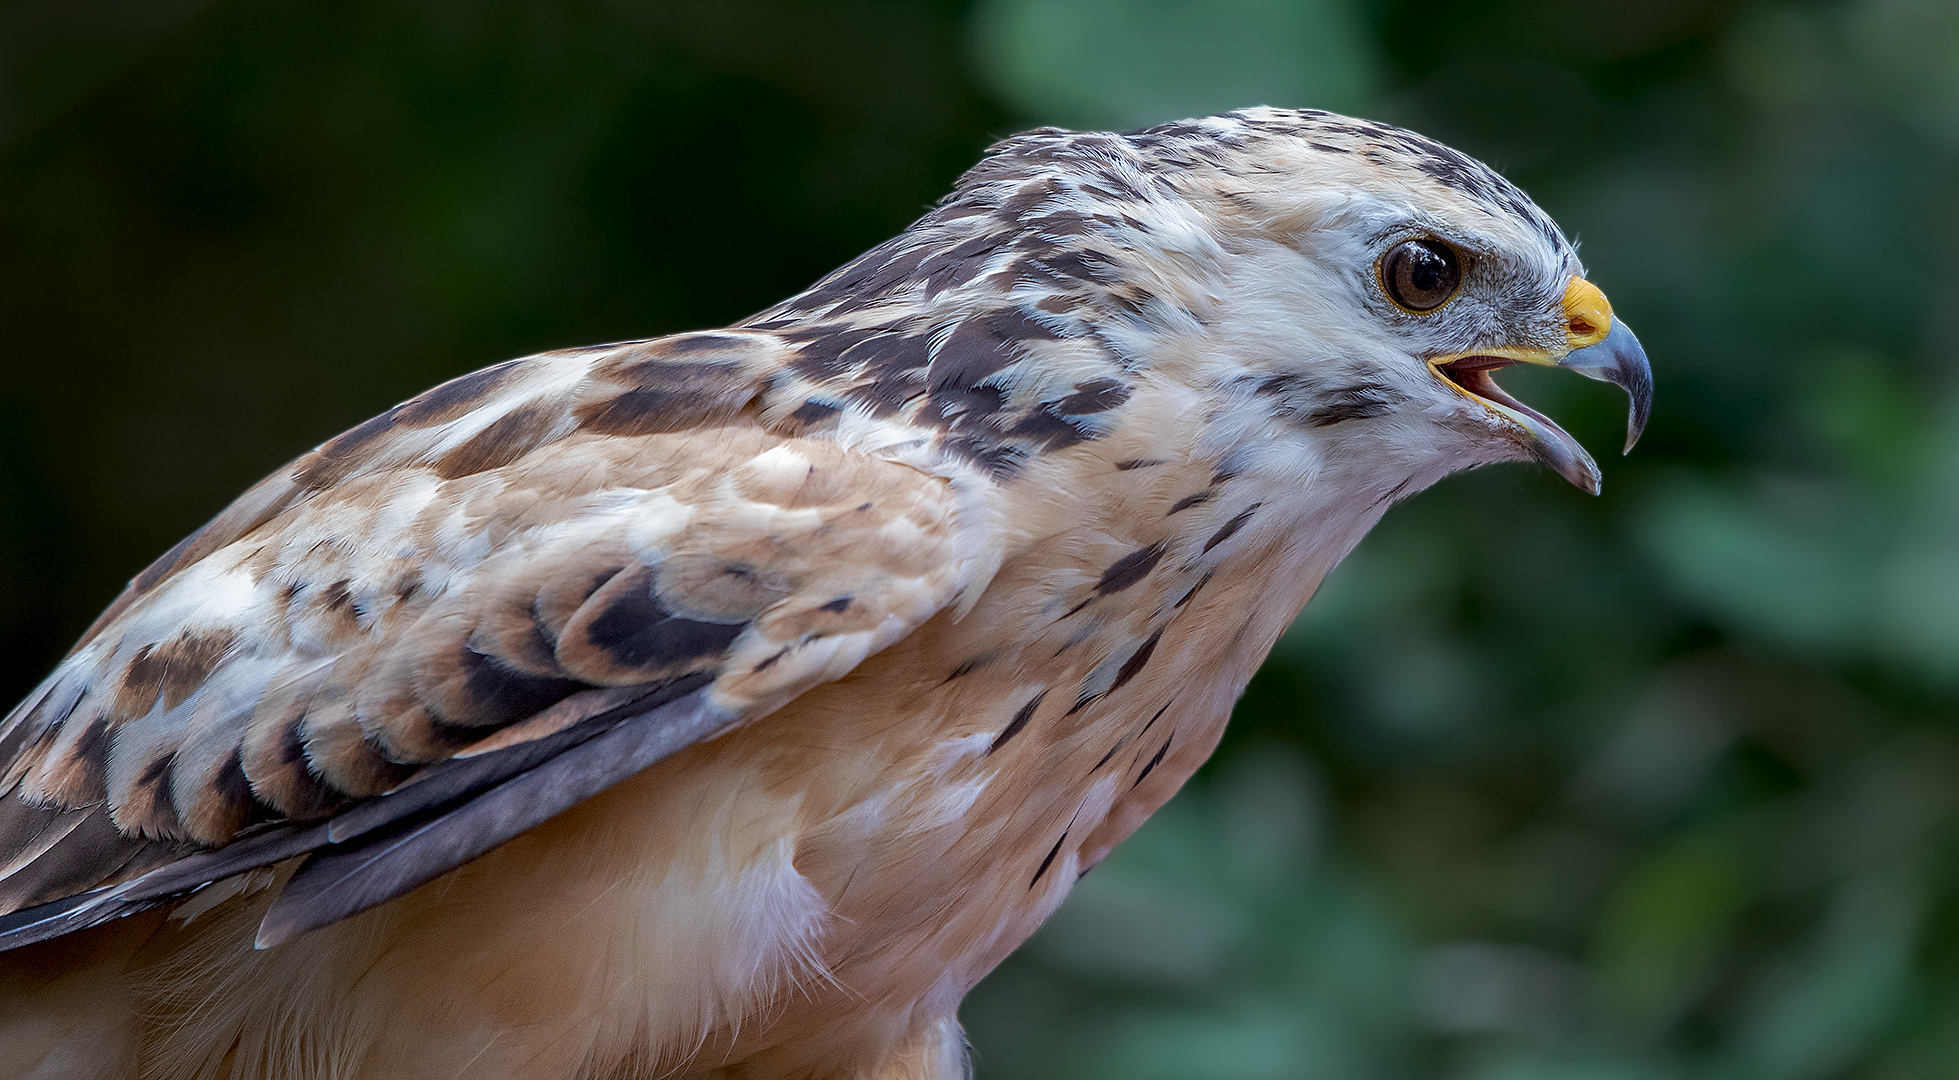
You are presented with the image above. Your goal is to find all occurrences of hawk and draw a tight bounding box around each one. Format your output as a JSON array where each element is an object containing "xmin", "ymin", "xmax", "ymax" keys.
[{"xmin": 0, "ymin": 109, "xmax": 1648, "ymax": 1079}]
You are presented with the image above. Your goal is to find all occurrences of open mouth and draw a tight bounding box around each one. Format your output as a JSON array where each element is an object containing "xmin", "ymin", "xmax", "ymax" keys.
[
  {"xmin": 1422, "ymin": 278, "xmax": 1653, "ymax": 496},
  {"xmin": 1428, "ymin": 351, "xmax": 1603, "ymax": 495},
  {"xmin": 1433, "ymin": 354, "xmax": 1561, "ymax": 431}
]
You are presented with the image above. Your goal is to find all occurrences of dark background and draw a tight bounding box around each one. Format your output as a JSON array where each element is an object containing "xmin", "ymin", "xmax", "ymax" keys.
[{"xmin": 3, "ymin": 1, "xmax": 1955, "ymax": 1076}]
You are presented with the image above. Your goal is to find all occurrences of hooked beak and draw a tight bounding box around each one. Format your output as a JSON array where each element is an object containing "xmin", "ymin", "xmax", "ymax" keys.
[{"xmin": 1428, "ymin": 276, "xmax": 1654, "ymax": 495}]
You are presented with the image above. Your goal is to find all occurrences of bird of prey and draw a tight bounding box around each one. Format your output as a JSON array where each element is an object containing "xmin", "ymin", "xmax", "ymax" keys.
[{"xmin": 0, "ymin": 108, "xmax": 1649, "ymax": 1079}]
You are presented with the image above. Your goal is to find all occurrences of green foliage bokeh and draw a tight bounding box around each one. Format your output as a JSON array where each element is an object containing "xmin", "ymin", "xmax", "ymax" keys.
[{"xmin": 2, "ymin": 1, "xmax": 1955, "ymax": 1077}]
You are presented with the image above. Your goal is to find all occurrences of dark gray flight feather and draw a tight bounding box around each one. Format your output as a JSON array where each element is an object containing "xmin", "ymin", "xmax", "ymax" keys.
[
  {"xmin": 256, "ymin": 688, "xmax": 733, "ymax": 947},
  {"xmin": 0, "ymin": 684, "xmax": 731, "ymax": 954}
]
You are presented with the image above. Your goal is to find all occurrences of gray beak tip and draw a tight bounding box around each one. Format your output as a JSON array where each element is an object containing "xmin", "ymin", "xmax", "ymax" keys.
[{"xmin": 1562, "ymin": 319, "xmax": 1652, "ymax": 460}]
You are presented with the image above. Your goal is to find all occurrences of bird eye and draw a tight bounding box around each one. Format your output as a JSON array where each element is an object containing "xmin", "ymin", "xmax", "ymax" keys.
[{"xmin": 1380, "ymin": 239, "xmax": 1462, "ymax": 313}]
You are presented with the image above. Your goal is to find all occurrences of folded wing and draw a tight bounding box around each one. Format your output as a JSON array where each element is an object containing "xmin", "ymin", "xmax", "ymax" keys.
[{"xmin": 0, "ymin": 331, "xmax": 991, "ymax": 949}]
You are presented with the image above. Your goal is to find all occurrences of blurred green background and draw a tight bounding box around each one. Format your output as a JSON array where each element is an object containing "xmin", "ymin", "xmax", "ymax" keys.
[{"xmin": 1, "ymin": 0, "xmax": 1954, "ymax": 1076}]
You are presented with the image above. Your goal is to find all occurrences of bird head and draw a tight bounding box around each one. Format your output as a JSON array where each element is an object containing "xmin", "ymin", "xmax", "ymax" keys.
[
  {"xmin": 1153, "ymin": 108, "xmax": 1652, "ymax": 495},
  {"xmin": 756, "ymin": 108, "xmax": 1650, "ymax": 500}
]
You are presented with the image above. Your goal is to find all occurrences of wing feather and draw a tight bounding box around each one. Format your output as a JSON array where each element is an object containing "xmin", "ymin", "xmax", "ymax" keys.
[
  {"xmin": 0, "ymin": 330, "xmax": 994, "ymax": 950},
  {"xmin": 257, "ymin": 686, "xmax": 730, "ymax": 948}
]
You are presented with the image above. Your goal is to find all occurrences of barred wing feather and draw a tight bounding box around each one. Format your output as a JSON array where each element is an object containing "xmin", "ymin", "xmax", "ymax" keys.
[{"xmin": 0, "ymin": 331, "xmax": 990, "ymax": 950}]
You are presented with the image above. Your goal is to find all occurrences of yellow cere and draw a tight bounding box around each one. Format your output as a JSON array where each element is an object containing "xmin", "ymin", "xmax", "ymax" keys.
[{"xmin": 1562, "ymin": 276, "xmax": 1613, "ymax": 348}]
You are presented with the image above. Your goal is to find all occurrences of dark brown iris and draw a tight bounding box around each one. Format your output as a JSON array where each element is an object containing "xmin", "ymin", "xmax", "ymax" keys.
[{"xmin": 1381, "ymin": 238, "xmax": 1462, "ymax": 312}]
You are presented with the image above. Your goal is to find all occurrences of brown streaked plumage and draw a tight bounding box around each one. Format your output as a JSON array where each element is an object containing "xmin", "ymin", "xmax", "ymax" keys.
[{"xmin": 0, "ymin": 108, "xmax": 1650, "ymax": 1079}]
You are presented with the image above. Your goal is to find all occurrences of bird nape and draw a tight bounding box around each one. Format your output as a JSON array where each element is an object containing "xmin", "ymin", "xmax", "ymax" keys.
[{"xmin": 0, "ymin": 108, "xmax": 1649, "ymax": 1080}]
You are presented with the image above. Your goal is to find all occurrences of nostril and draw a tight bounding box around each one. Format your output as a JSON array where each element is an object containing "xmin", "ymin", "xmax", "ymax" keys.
[{"xmin": 1561, "ymin": 277, "xmax": 1614, "ymax": 346}]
